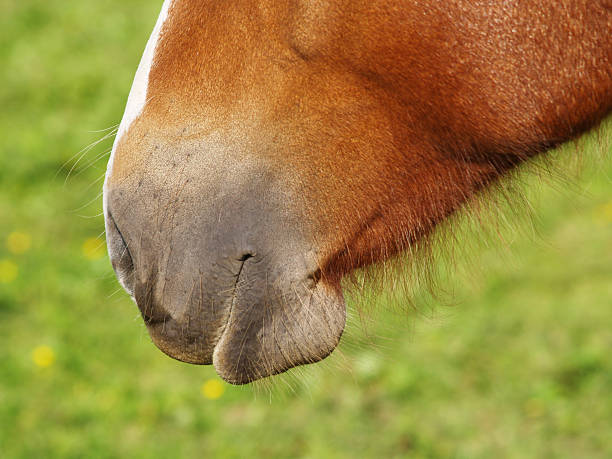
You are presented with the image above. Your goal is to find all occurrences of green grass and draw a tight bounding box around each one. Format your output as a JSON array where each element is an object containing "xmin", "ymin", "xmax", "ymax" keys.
[{"xmin": 1, "ymin": 1, "xmax": 612, "ymax": 457}]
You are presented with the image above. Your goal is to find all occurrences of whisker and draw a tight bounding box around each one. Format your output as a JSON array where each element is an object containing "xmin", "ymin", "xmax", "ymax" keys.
[
  {"xmin": 77, "ymin": 212, "xmax": 105, "ymax": 219},
  {"xmin": 61, "ymin": 127, "xmax": 118, "ymax": 183},
  {"xmin": 80, "ymin": 173, "xmax": 107, "ymax": 195},
  {"xmin": 87, "ymin": 124, "xmax": 119, "ymax": 134},
  {"xmin": 70, "ymin": 190, "xmax": 104, "ymax": 213},
  {"xmin": 107, "ymin": 285, "xmax": 127, "ymax": 299},
  {"xmin": 70, "ymin": 148, "xmax": 112, "ymax": 179}
]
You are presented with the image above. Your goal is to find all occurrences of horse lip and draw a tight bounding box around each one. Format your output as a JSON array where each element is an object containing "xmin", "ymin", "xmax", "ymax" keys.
[
  {"xmin": 129, "ymin": 241, "xmax": 339, "ymax": 381},
  {"xmin": 211, "ymin": 255, "xmax": 252, "ymax": 355},
  {"xmin": 211, "ymin": 276, "xmax": 347, "ymax": 385},
  {"xmin": 140, "ymin": 254, "xmax": 257, "ymax": 366}
]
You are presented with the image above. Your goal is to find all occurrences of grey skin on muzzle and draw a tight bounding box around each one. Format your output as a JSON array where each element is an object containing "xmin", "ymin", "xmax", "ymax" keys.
[{"xmin": 104, "ymin": 134, "xmax": 345, "ymax": 384}]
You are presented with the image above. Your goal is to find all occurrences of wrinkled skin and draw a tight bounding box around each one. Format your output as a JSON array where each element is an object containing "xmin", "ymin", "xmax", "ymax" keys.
[{"xmin": 104, "ymin": 0, "xmax": 612, "ymax": 384}]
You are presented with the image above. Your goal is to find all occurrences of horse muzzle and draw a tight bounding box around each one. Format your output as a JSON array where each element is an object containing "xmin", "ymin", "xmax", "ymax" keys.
[{"xmin": 103, "ymin": 148, "xmax": 345, "ymax": 384}]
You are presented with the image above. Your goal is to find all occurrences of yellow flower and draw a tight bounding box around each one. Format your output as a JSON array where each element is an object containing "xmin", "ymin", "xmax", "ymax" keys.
[
  {"xmin": 0, "ymin": 259, "xmax": 18, "ymax": 283},
  {"xmin": 7, "ymin": 232, "xmax": 31, "ymax": 254},
  {"xmin": 201, "ymin": 379, "xmax": 225, "ymax": 400},
  {"xmin": 32, "ymin": 346, "xmax": 55, "ymax": 368},
  {"xmin": 82, "ymin": 237, "xmax": 106, "ymax": 260}
]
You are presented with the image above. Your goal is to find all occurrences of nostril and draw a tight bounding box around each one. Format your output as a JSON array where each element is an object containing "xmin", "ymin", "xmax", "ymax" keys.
[
  {"xmin": 306, "ymin": 268, "xmax": 322, "ymax": 288},
  {"xmin": 238, "ymin": 253, "xmax": 254, "ymax": 262},
  {"xmin": 106, "ymin": 211, "xmax": 135, "ymax": 291}
]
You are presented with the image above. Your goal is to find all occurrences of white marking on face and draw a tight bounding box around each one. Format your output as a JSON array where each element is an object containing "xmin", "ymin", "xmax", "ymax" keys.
[{"xmin": 103, "ymin": 0, "xmax": 174, "ymax": 213}]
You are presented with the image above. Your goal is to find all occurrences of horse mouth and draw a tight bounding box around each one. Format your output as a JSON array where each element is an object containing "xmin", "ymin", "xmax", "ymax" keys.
[
  {"xmin": 140, "ymin": 256, "xmax": 255, "ymax": 367},
  {"xmin": 128, "ymin": 249, "xmax": 346, "ymax": 385},
  {"xmin": 105, "ymin": 177, "xmax": 346, "ymax": 385}
]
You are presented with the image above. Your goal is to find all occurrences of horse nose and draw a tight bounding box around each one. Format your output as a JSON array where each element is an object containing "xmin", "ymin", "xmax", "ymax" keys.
[
  {"xmin": 105, "ymin": 208, "xmax": 135, "ymax": 297},
  {"xmin": 103, "ymin": 175, "xmax": 345, "ymax": 383}
]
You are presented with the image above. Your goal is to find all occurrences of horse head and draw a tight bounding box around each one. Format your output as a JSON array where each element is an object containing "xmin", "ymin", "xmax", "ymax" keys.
[{"xmin": 104, "ymin": 0, "xmax": 612, "ymax": 383}]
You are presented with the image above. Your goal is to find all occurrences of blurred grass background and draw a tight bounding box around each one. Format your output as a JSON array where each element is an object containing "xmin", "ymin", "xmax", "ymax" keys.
[{"xmin": 1, "ymin": 1, "xmax": 611, "ymax": 457}]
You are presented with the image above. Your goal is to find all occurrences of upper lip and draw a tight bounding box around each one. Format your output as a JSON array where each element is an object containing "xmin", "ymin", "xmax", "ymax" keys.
[
  {"xmin": 212, "ymin": 254, "xmax": 253, "ymax": 354},
  {"xmin": 137, "ymin": 254, "xmax": 256, "ymax": 356}
]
